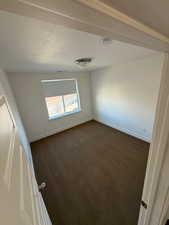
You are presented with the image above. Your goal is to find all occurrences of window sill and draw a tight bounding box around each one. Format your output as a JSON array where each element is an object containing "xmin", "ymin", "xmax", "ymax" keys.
[{"xmin": 48, "ymin": 109, "xmax": 81, "ymax": 120}]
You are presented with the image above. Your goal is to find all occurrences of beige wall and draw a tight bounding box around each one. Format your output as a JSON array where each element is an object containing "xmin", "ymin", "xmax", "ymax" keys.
[
  {"xmin": 8, "ymin": 72, "xmax": 93, "ymax": 142},
  {"xmin": 91, "ymin": 53, "xmax": 164, "ymax": 142}
]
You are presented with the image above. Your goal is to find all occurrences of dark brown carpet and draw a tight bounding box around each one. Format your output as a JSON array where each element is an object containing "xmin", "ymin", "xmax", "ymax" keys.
[{"xmin": 31, "ymin": 120, "xmax": 149, "ymax": 225}]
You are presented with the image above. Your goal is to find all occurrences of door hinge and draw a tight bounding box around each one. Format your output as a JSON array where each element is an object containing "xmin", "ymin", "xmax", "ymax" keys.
[{"xmin": 141, "ymin": 200, "xmax": 148, "ymax": 209}]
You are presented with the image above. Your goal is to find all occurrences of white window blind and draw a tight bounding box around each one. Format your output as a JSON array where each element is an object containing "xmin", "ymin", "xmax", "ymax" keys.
[
  {"xmin": 42, "ymin": 79, "xmax": 77, "ymax": 97},
  {"xmin": 41, "ymin": 79, "xmax": 81, "ymax": 119}
]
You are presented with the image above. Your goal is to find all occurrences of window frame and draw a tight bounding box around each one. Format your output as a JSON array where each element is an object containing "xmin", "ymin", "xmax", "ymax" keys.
[{"xmin": 41, "ymin": 78, "xmax": 81, "ymax": 120}]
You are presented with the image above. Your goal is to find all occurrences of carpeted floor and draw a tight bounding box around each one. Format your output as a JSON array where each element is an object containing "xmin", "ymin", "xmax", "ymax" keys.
[{"xmin": 31, "ymin": 120, "xmax": 149, "ymax": 225}]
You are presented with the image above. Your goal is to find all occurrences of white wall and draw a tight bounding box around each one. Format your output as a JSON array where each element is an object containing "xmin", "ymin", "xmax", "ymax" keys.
[
  {"xmin": 8, "ymin": 72, "xmax": 93, "ymax": 142},
  {"xmin": 91, "ymin": 54, "xmax": 164, "ymax": 142},
  {"xmin": 0, "ymin": 69, "xmax": 31, "ymax": 155}
]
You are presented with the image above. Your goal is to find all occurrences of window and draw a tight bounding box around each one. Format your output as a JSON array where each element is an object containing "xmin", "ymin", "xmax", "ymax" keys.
[{"xmin": 41, "ymin": 79, "xmax": 81, "ymax": 119}]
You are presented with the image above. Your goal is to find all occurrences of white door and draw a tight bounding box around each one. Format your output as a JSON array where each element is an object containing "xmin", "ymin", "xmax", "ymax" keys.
[
  {"xmin": 138, "ymin": 54, "xmax": 169, "ymax": 225},
  {"xmin": 0, "ymin": 95, "xmax": 52, "ymax": 225}
]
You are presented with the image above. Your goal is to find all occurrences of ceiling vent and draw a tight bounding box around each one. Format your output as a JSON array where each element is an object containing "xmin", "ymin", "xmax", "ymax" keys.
[{"xmin": 75, "ymin": 57, "xmax": 93, "ymax": 67}]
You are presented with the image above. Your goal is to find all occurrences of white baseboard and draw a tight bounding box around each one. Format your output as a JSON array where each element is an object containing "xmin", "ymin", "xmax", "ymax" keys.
[
  {"xmin": 30, "ymin": 117, "xmax": 93, "ymax": 143},
  {"xmin": 30, "ymin": 117, "xmax": 151, "ymax": 143},
  {"xmin": 94, "ymin": 119, "xmax": 151, "ymax": 143}
]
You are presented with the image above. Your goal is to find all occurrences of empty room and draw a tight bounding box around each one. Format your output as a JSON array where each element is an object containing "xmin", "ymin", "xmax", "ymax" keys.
[{"xmin": 1, "ymin": 2, "xmax": 168, "ymax": 225}]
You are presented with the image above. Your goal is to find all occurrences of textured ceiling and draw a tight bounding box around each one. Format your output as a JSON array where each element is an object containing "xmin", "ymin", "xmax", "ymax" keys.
[
  {"xmin": 0, "ymin": 10, "xmax": 160, "ymax": 73},
  {"xmin": 101, "ymin": 0, "xmax": 169, "ymax": 38}
]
